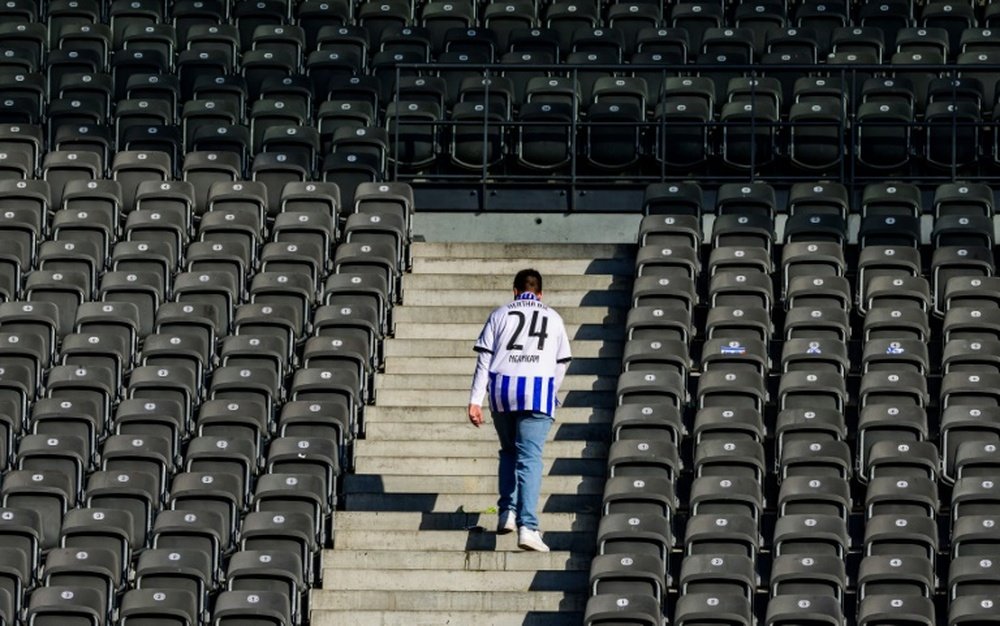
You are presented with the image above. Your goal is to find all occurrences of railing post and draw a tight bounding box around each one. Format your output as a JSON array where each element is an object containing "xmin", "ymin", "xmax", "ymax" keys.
[
  {"xmin": 950, "ymin": 67, "xmax": 959, "ymax": 182},
  {"xmin": 480, "ymin": 65, "xmax": 491, "ymax": 211},
  {"xmin": 837, "ymin": 66, "xmax": 846, "ymax": 184},
  {"xmin": 569, "ymin": 65, "xmax": 578, "ymax": 211},
  {"xmin": 749, "ymin": 68, "xmax": 757, "ymax": 182},
  {"xmin": 392, "ymin": 64, "xmax": 401, "ymax": 182},
  {"xmin": 847, "ymin": 66, "xmax": 857, "ymax": 197},
  {"xmin": 658, "ymin": 66, "xmax": 666, "ymax": 182}
]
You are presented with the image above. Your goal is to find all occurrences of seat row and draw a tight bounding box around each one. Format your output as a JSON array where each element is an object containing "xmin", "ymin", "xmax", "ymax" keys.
[
  {"xmin": 387, "ymin": 98, "xmax": 1000, "ymax": 173},
  {"xmin": 14, "ymin": 75, "xmax": 1000, "ymax": 180},
  {"xmin": 642, "ymin": 180, "xmax": 997, "ymax": 219},
  {"xmin": 9, "ymin": 0, "xmax": 1000, "ymax": 61},
  {"xmin": 11, "ymin": 48, "xmax": 1000, "ymax": 116},
  {"xmin": 13, "ymin": 12, "xmax": 1000, "ymax": 67},
  {"xmin": 5, "ymin": 101, "xmax": 998, "ymax": 177},
  {"xmin": 0, "ymin": 123, "xmax": 398, "ymax": 197},
  {"xmin": 639, "ymin": 233, "xmax": 994, "ymax": 324},
  {"xmin": 385, "ymin": 74, "xmax": 1000, "ymax": 120}
]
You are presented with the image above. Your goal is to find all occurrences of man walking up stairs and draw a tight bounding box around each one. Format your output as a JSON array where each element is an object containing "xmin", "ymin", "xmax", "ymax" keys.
[
  {"xmin": 311, "ymin": 243, "xmax": 633, "ymax": 625},
  {"xmin": 467, "ymin": 268, "xmax": 573, "ymax": 553}
]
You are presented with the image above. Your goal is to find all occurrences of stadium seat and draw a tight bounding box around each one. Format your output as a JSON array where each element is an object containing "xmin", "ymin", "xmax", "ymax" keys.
[
  {"xmin": 766, "ymin": 594, "xmax": 844, "ymax": 626},
  {"xmin": 119, "ymin": 588, "xmax": 199, "ymax": 626},
  {"xmin": 770, "ymin": 553, "xmax": 846, "ymax": 598},
  {"xmin": 211, "ymin": 590, "xmax": 291, "ymax": 626},
  {"xmin": 584, "ymin": 592, "xmax": 662, "ymax": 626},
  {"xmin": 858, "ymin": 594, "xmax": 935, "ymax": 626},
  {"xmin": 674, "ymin": 592, "xmax": 752, "ymax": 626},
  {"xmin": 225, "ymin": 550, "xmax": 305, "ymax": 623},
  {"xmin": 25, "ymin": 585, "xmax": 106, "ymax": 626}
]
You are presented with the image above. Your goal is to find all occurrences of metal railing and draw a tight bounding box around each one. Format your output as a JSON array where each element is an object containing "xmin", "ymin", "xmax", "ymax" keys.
[{"xmin": 385, "ymin": 61, "xmax": 1000, "ymax": 207}]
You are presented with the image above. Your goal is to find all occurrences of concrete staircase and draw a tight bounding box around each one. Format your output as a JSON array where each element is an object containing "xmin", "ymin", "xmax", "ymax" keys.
[{"xmin": 311, "ymin": 242, "xmax": 634, "ymax": 626}]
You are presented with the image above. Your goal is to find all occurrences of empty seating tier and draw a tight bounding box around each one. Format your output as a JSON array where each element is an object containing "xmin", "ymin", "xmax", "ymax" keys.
[
  {"xmin": 586, "ymin": 179, "xmax": 1000, "ymax": 626},
  {"xmin": 0, "ymin": 170, "xmax": 412, "ymax": 623},
  {"xmin": 0, "ymin": 1, "xmax": 992, "ymax": 196}
]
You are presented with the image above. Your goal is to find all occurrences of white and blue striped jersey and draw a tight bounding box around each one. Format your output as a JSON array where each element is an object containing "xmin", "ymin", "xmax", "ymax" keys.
[{"xmin": 471, "ymin": 293, "xmax": 572, "ymax": 416}]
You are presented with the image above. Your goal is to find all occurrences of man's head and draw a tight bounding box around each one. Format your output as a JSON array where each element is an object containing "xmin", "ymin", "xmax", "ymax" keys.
[{"xmin": 513, "ymin": 269, "xmax": 543, "ymax": 296}]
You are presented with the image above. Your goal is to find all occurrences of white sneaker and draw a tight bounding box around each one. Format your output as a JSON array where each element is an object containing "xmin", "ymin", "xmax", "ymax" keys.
[
  {"xmin": 517, "ymin": 527, "xmax": 550, "ymax": 552},
  {"xmin": 497, "ymin": 510, "xmax": 516, "ymax": 535}
]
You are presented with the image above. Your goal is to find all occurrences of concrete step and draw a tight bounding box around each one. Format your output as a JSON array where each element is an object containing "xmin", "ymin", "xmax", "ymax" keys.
[
  {"xmin": 343, "ymin": 473, "xmax": 607, "ymax": 496},
  {"xmin": 363, "ymin": 405, "xmax": 614, "ymax": 424},
  {"xmin": 335, "ymin": 511, "xmax": 598, "ymax": 533},
  {"xmin": 312, "ymin": 610, "xmax": 584, "ymax": 626},
  {"xmin": 310, "ymin": 589, "xmax": 588, "ymax": 612},
  {"xmin": 383, "ymin": 356, "xmax": 622, "ymax": 375},
  {"xmin": 353, "ymin": 455, "xmax": 606, "ymax": 477},
  {"xmin": 362, "ymin": 421, "xmax": 611, "ymax": 443},
  {"xmin": 403, "ymin": 273, "xmax": 633, "ymax": 291},
  {"xmin": 344, "ymin": 491, "xmax": 601, "ymax": 513},
  {"xmin": 393, "ymin": 305, "xmax": 625, "ymax": 325},
  {"xmin": 412, "ymin": 242, "xmax": 634, "ymax": 259},
  {"xmin": 317, "ymin": 567, "xmax": 588, "ymax": 592},
  {"xmin": 413, "ymin": 257, "xmax": 636, "ymax": 276},
  {"xmin": 334, "ymin": 529, "xmax": 596, "ymax": 553},
  {"xmin": 354, "ymin": 440, "xmax": 608, "ymax": 459},
  {"xmin": 375, "ymin": 373, "xmax": 618, "ymax": 391},
  {"xmin": 323, "ymin": 549, "xmax": 591, "ymax": 572},
  {"xmin": 384, "ymin": 338, "xmax": 623, "ymax": 359},
  {"xmin": 403, "ymin": 289, "xmax": 630, "ymax": 308},
  {"xmin": 374, "ymin": 388, "xmax": 617, "ymax": 408},
  {"xmin": 393, "ymin": 321, "xmax": 625, "ymax": 340}
]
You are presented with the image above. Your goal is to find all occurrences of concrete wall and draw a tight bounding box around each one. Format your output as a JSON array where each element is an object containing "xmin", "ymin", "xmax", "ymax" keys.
[{"xmin": 414, "ymin": 212, "xmax": 644, "ymax": 243}]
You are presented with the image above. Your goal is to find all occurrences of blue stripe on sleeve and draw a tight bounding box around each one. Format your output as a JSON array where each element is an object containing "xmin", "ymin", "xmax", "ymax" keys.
[
  {"xmin": 532, "ymin": 376, "xmax": 542, "ymax": 412},
  {"xmin": 500, "ymin": 375, "xmax": 512, "ymax": 413}
]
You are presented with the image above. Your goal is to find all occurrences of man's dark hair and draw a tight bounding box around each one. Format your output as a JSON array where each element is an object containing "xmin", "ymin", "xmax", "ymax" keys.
[{"xmin": 514, "ymin": 269, "xmax": 543, "ymax": 293}]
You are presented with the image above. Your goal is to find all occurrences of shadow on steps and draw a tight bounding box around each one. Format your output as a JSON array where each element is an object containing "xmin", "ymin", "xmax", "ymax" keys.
[{"xmin": 520, "ymin": 610, "xmax": 585, "ymax": 625}]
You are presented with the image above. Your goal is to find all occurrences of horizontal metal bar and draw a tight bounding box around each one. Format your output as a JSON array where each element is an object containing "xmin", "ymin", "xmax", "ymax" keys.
[{"xmin": 396, "ymin": 62, "xmax": 1000, "ymax": 72}]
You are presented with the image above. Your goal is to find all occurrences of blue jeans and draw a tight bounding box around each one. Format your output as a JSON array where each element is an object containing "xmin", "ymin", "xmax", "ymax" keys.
[{"xmin": 493, "ymin": 410, "xmax": 553, "ymax": 531}]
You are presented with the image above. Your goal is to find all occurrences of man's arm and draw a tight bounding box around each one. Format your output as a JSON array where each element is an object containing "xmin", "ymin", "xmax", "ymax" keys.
[
  {"xmin": 552, "ymin": 360, "xmax": 568, "ymax": 408},
  {"xmin": 467, "ymin": 348, "xmax": 491, "ymax": 427},
  {"xmin": 554, "ymin": 360, "xmax": 568, "ymax": 393},
  {"xmin": 468, "ymin": 313, "xmax": 495, "ymax": 427},
  {"xmin": 552, "ymin": 315, "xmax": 572, "ymax": 407}
]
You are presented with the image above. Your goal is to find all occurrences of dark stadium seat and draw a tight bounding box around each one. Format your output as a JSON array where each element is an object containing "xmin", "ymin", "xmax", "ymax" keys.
[
  {"xmin": 119, "ymin": 588, "xmax": 199, "ymax": 626},
  {"xmin": 653, "ymin": 98, "xmax": 711, "ymax": 168},
  {"xmin": 239, "ymin": 510, "xmax": 319, "ymax": 584},
  {"xmin": 859, "ymin": 594, "xmax": 935, "ymax": 626},
  {"xmin": 607, "ymin": 438, "xmax": 680, "ymax": 486},
  {"xmin": 671, "ymin": 3, "xmax": 723, "ymax": 53},
  {"xmin": 211, "ymin": 589, "xmax": 291, "ymax": 626},
  {"xmin": 26, "ymin": 585, "xmax": 106, "ymax": 626},
  {"xmin": 226, "ymin": 550, "xmax": 305, "ymax": 623},
  {"xmin": 675, "ymin": 592, "xmax": 752, "ymax": 626},
  {"xmin": 134, "ymin": 549, "xmax": 212, "ymax": 616},
  {"xmin": 484, "ymin": 1, "xmax": 536, "ymax": 52},
  {"xmin": 584, "ymin": 592, "xmax": 662, "ymax": 626}
]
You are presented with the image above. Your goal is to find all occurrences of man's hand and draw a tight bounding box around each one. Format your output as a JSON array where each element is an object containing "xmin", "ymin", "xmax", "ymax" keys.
[{"xmin": 468, "ymin": 404, "xmax": 484, "ymax": 428}]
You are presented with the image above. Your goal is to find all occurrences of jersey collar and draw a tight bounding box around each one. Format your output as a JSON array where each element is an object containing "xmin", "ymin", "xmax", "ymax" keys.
[{"xmin": 515, "ymin": 292, "xmax": 539, "ymax": 301}]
